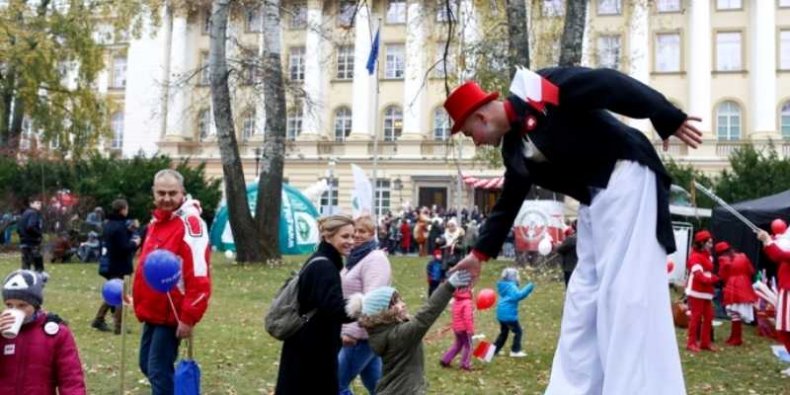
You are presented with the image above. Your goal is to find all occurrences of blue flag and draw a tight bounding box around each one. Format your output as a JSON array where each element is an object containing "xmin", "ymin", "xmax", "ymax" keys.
[{"xmin": 366, "ymin": 29, "xmax": 380, "ymax": 75}]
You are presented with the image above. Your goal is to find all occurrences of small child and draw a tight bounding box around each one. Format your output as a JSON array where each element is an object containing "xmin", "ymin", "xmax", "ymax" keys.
[
  {"xmin": 426, "ymin": 250, "xmax": 445, "ymax": 296},
  {"xmin": 0, "ymin": 270, "xmax": 86, "ymax": 394},
  {"xmin": 494, "ymin": 267, "xmax": 534, "ymax": 357},
  {"xmin": 346, "ymin": 270, "xmax": 471, "ymax": 395},
  {"xmin": 440, "ymin": 286, "xmax": 474, "ymax": 370}
]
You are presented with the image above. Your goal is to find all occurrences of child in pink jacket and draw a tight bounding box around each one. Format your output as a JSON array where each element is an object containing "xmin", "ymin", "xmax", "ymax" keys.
[{"xmin": 440, "ymin": 287, "xmax": 474, "ymax": 370}]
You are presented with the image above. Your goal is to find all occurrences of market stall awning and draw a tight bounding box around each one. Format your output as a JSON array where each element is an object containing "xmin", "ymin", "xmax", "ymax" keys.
[{"xmin": 461, "ymin": 173, "xmax": 504, "ymax": 190}]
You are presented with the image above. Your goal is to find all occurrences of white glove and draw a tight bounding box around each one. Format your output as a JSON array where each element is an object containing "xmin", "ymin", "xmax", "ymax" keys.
[{"xmin": 447, "ymin": 270, "xmax": 472, "ymax": 288}]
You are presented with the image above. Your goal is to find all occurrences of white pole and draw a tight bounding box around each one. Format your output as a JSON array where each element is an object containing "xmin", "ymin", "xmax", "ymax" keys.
[{"xmin": 370, "ymin": 18, "xmax": 382, "ymax": 228}]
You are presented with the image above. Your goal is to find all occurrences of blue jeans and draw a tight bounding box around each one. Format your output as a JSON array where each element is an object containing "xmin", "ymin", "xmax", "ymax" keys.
[
  {"xmin": 337, "ymin": 340, "xmax": 381, "ymax": 395},
  {"xmin": 494, "ymin": 320, "xmax": 523, "ymax": 353},
  {"xmin": 139, "ymin": 324, "xmax": 180, "ymax": 395}
]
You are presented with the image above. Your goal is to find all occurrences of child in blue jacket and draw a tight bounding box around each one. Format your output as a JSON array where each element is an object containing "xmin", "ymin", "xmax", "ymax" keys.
[
  {"xmin": 494, "ymin": 267, "xmax": 534, "ymax": 357},
  {"xmin": 426, "ymin": 250, "xmax": 445, "ymax": 296}
]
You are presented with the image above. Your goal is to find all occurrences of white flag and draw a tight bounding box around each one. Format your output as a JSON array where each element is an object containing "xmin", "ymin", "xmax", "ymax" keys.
[{"xmin": 351, "ymin": 164, "xmax": 373, "ymax": 219}]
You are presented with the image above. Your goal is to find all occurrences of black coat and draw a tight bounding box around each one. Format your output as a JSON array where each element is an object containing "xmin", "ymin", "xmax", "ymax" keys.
[
  {"xmin": 101, "ymin": 214, "xmax": 137, "ymax": 278},
  {"xmin": 476, "ymin": 67, "xmax": 684, "ymax": 258},
  {"xmin": 276, "ymin": 241, "xmax": 351, "ymax": 394},
  {"xmin": 557, "ymin": 234, "xmax": 578, "ymax": 273},
  {"xmin": 18, "ymin": 208, "xmax": 42, "ymax": 245}
]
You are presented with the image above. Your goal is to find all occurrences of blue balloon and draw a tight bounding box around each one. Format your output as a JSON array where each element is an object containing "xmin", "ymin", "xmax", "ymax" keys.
[
  {"xmin": 102, "ymin": 279, "xmax": 124, "ymax": 307},
  {"xmin": 143, "ymin": 249, "xmax": 181, "ymax": 293}
]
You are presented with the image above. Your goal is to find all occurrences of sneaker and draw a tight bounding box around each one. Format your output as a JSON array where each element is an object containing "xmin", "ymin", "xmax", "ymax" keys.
[
  {"xmin": 509, "ymin": 351, "xmax": 527, "ymax": 358},
  {"xmin": 91, "ymin": 320, "xmax": 111, "ymax": 332},
  {"xmin": 439, "ymin": 360, "xmax": 451, "ymax": 368}
]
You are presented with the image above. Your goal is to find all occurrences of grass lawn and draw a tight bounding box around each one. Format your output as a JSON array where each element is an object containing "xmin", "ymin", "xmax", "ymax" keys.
[{"xmin": 1, "ymin": 252, "xmax": 788, "ymax": 394}]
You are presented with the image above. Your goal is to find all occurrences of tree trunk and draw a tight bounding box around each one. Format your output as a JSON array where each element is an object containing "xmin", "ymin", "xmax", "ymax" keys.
[
  {"xmin": 559, "ymin": 0, "xmax": 587, "ymax": 66},
  {"xmin": 256, "ymin": 0, "xmax": 285, "ymax": 261},
  {"xmin": 9, "ymin": 96, "xmax": 24, "ymax": 149},
  {"xmin": 0, "ymin": 69, "xmax": 16, "ymax": 150},
  {"xmin": 506, "ymin": 0, "xmax": 530, "ymax": 75},
  {"xmin": 209, "ymin": 0, "xmax": 262, "ymax": 262}
]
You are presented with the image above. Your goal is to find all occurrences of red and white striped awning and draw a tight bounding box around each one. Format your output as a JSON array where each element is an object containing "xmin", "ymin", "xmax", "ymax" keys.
[{"xmin": 461, "ymin": 172, "xmax": 505, "ymax": 190}]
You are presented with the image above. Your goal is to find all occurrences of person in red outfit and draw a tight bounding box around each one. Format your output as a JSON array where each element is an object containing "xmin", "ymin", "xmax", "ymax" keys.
[
  {"xmin": 399, "ymin": 219, "xmax": 412, "ymax": 255},
  {"xmin": 685, "ymin": 230, "xmax": 719, "ymax": 352},
  {"xmin": 757, "ymin": 224, "xmax": 790, "ymax": 376},
  {"xmin": 133, "ymin": 169, "xmax": 212, "ymax": 394},
  {"xmin": 716, "ymin": 242, "xmax": 758, "ymax": 346}
]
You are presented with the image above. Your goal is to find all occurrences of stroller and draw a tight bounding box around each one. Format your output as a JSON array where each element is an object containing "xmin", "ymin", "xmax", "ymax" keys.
[{"xmin": 77, "ymin": 231, "xmax": 101, "ymax": 263}]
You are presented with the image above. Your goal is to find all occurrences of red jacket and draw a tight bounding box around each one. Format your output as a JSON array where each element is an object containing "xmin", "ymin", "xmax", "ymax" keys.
[
  {"xmin": 685, "ymin": 249, "xmax": 718, "ymax": 300},
  {"xmin": 764, "ymin": 239, "xmax": 790, "ymax": 291},
  {"xmin": 451, "ymin": 288, "xmax": 474, "ymax": 333},
  {"xmin": 0, "ymin": 313, "xmax": 86, "ymax": 395},
  {"xmin": 133, "ymin": 200, "xmax": 212, "ymax": 327},
  {"xmin": 719, "ymin": 253, "xmax": 758, "ymax": 305}
]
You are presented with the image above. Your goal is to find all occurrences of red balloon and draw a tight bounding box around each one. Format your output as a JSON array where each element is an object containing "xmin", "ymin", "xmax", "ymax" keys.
[
  {"xmin": 667, "ymin": 261, "xmax": 675, "ymax": 274},
  {"xmin": 476, "ymin": 288, "xmax": 496, "ymax": 310},
  {"xmin": 771, "ymin": 219, "xmax": 787, "ymax": 235}
]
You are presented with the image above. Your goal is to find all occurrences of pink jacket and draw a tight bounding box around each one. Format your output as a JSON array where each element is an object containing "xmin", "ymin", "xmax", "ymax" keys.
[
  {"xmin": 341, "ymin": 249, "xmax": 392, "ymax": 340},
  {"xmin": 0, "ymin": 313, "xmax": 86, "ymax": 395},
  {"xmin": 451, "ymin": 288, "xmax": 474, "ymax": 333}
]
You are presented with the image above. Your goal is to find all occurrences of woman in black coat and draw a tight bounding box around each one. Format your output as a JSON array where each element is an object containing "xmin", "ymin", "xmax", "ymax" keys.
[
  {"xmin": 276, "ymin": 215, "xmax": 355, "ymax": 394},
  {"xmin": 91, "ymin": 199, "xmax": 140, "ymax": 334}
]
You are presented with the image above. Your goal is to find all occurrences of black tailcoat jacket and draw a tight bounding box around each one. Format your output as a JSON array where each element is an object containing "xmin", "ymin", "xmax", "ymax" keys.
[{"xmin": 475, "ymin": 67, "xmax": 687, "ymax": 258}]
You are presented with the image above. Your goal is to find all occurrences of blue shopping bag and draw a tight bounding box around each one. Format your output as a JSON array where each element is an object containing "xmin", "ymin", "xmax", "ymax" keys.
[{"xmin": 175, "ymin": 339, "xmax": 201, "ymax": 395}]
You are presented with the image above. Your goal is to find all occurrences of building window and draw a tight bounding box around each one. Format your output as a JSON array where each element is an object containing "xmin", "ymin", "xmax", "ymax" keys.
[
  {"xmin": 781, "ymin": 30, "xmax": 790, "ymax": 71},
  {"xmin": 111, "ymin": 112, "xmax": 123, "ymax": 149},
  {"xmin": 716, "ymin": 32, "xmax": 742, "ymax": 71},
  {"xmin": 597, "ymin": 35, "xmax": 621, "ymax": 69},
  {"xmin": 433, "ymin": 107, "xmax": 451, "ymax": 141},
  {"xmin": 241, "ymin": 110, "xmax": 256, "ymax": 141},
  {"xmin": 246, "ymin": 6, "xmax": 262, "ymax": 32},
  {"xmin": 597, "ymin": 0, "xmax": 621, "ymax": 15},
  {"xmin": 543, "ymin": 0, "xmax": 565, "ymax": 17},
  {"xmin": 655, "ymin": 33, "xmax": 681, "ymax": 73},
  {"xmin": 716, "ymin": 101, "xmax": 741, "ymax": 140},
  {"xmin": 436, "ymin": 0, "xmax": 458, "ymax": 22},
  {"xmin": 334, "ymin": 107, "xmax": 352, "ymax": 142},
  {"xmin": 200, "ymin": 53, "xmax": 210, "ymax": 85},
  {"xmin": 49, "ymin": 134, "xmax": 60, "ymax": 150},
  {"xmin": 656, "ymin": 0, "xmax": 681, "ymax": 12},
  {"xmin": 386, "ymin": 0, "xmax": 407, "ymax": 24},
  {"xmin": 111, "ymin": 56, "xmax": 127, "ymax": 89},
  {"xmin": 289, "ymin": 47, "xmax": 305, "ymax": 82},
  {"xmin": 338, "ymin": 0, "xmax": 356, "ymax": 27},
  {"xmin": 781, "ymin": 101, "xmax": 790, "ymax": 139},
  {"xmin": 289, "ymin": 1, "xmax": 307, "ymax": 29},
  {"xmin": 336, "ymin": 45, "xmax": 354, "ymax": 80},
  {"xmin": 385, "ymin": 44, "xmax": 405, "ymax": 79},
  {"xmin": 202, "ymin": 11, "xmax": 211, "ymax": 34},
  {"xmin": 20, "ymin": 117, "xmax": 34, "ymax": 151},
  {"xmin": 716, "ymin": 0, "xmax": 741, "ymax": 10},
  {"xmin": 197, "ymin": 109, "xmax": 211, "ymax": 141},
  {"xmin": 286, "ymin": 108, "xmax": 303, "ymax": 141},
  {"xmin": 320, "ymin": 178, "xmax": 339, "ymax": 216},
  {"xmin": 375, "ymin": 179, "xmax": 391, "ymax": 216},
  {"xmin": 434, "ymin": 42, "xmax": 456, "ymax": 78},
  {"xmin": 93, "ymin": 23, "xmax": 114, "ymax": 45},
  {"xmin": 383, "ymin": 106, "xmax": 403, "ymax": 141}
]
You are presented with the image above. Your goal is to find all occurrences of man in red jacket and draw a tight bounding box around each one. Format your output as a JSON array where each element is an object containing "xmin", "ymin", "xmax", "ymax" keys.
[
  {"xmin": 757, "ymin": 227, "xmax": 790, "ymax": 376},
  {"xmin": 685, "ymin": 230, "xmax": 719, "ymax": 353},
  {"xmin": 133, "ymin": 169, "xmax": 212, "ymax": 394}
]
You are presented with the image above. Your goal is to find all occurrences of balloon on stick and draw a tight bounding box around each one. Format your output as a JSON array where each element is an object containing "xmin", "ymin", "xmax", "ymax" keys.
[
  {"xmin": 771, "ymin": 219, "xmax": 787, "ymax": 235},
  {"xmin": 102, "ymin": 279, "xmax": 124, "ymax": 307},
  {"xmin": 143, "ymin": 249, "xmax": 181, "ymax": 293},
  {"xmin": 476, "ymin": 288, "xmax": 496, "ymax": 310},
  {"xmin": 538, "ymin": 237, "xmax": 552, "ymax": 256}
]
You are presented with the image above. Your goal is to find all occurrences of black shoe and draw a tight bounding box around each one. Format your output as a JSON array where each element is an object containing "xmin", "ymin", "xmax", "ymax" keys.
[{"xmin": 91, "ymin": 320, "xmax": 111, "ymax": 332}]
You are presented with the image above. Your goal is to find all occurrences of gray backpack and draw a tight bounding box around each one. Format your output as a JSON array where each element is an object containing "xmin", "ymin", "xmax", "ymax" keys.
[{"xmin": 264, "ymin": 257, "xmax": 327, "ymax": 341}]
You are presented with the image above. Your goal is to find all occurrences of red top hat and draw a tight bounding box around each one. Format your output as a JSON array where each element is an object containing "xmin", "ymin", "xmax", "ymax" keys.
[
  {"xmin": 714, "ymin": 241, "xmax": 730, "ymax": 255},
  {"xmin": 694, "ymin": 230, "xmax": 712, "ymax": 243},
  {"xmin": 444, "ymin": 82, "xmax": 499, "ymax": 134}
]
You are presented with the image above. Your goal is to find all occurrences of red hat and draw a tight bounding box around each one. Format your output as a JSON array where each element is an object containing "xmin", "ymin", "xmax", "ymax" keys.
[
  {"xmin": 714, "ymin": 241, "xmax": 730, "ymax": 254},
  {"xmin": 444, "ymin": 82, "xmax": 499, "ymax": 134},
  {"xmin": 694, "ymin": 230, "xmax": 712, "ymax": 243}
]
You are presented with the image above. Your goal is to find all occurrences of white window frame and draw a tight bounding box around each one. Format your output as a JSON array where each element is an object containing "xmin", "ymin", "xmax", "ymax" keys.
[
  {"xmin": 320, "ymin": 178, "xmax": 339, "ymax": 215},
  {"xmin": 716, "ymin": 32, "xmax": 742, "ymax": 71},
  {"xmin": 111, "ymin": 56, "xmax": 127, "ymax": 89},
  {"xmin": 434, "ymin": 43, "xmax": 455, "ymax": 78},
  {"xmin": 781, "ymin": 101, "xmax": 790, "ymax": 139},
  {"xmin": 597, "ymin": 0, "xmax": 621, "ymax": 15},
  {"xmin": 385, "ymin": 44, "xmax": 405, "ymax": 79},
  {"xmin": 20, "ymin": 117, "xmax": 34, "ymax": 151},
  {"xmin": 383, "ymin": 106, "xmax": 403, "ymax": 142},
  {"xmin": 436, "ymin": 0, "xmax": 458, "ymax": 22},
  {"xmin": 289, "ymin": 47, "xmax": 306, "ymax": 82},
  {"xmin": 242, "ymin": 110, "xmax": 256, "ymax": 141},
  {"xmin": 386, "ymin": 0, "xmax": 407, "ymax": 24},
  {"xmin": 336, "ymin": 45, "xmax": 355, "ymax": 80},
  {"xmin": 111, "ymin": 112, "xmax": 123, "ymax": 149},
  {"xmin": 780, "ymin": 30, "xmax": 790, "ymax": 71},
  {"xmin": 716, "ymin": 0, "xmax": 742, "ymax": 10},
  {"xmin": 716, "ymin": 101, "xmax": 741, "ymax": 141},
  {"xmin": 289, "ymin": 1, "xmax": 308, "ymax": 29},
  {"xmin": 198, "ymin": 109, "xmax": 211, "ymax": 141},
  {"xmin": 656, "ymin": 0, "xmax": 681, "ymax": 13},
  {"xmin": 543, "ymin": 0, "xmax": 565, "ymax": 17},
  {"xmin": 375, "ymin": 179, "xmax": 391, "ymax": 217},
  {"xmin": 597, "ymin": 35, "xmax": 621, "ymax": 70},
  {"xmin": 433, "ymin": 107, "xmax": 451, "ymax": 141},
  {"xmin": 654, "ymin": 33, "xmax": 681, "ymax": 73},
  {"xmin": 338, "ymin": 0, "xmax": 356, "ymax": 27},
  {"xmin": 286, "ymin": 109, "xmax": 303, "ymax": 141},
  {"xmin": 334, "ymin": 107, "xmax": 352, "ymax": 142}
]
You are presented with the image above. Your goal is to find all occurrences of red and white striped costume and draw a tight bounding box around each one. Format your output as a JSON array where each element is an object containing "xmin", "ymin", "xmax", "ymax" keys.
[
  {"xmin": 685, "ymin": 246, "xmax": 719, "ymax": 351},
  {"xmin": 763, "ymin": 235, "xmax": 790, "ymax": 333}
]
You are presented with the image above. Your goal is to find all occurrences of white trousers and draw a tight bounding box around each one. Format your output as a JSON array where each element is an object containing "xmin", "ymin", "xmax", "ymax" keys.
[{"xmin": 545, "ymin": 161, "xmax": 686, "ymax": 395}]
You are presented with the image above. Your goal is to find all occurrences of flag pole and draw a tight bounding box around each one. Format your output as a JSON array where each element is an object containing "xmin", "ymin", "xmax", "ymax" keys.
[{"xmin": 370, "ymin": 18, "xmax": 382, "ymax": 232}]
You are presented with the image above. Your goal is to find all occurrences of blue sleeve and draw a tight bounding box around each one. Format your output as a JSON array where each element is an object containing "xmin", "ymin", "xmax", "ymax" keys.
[{"xmin": 515, "ymin": 283, "xmax": 534, "ymax": 301}]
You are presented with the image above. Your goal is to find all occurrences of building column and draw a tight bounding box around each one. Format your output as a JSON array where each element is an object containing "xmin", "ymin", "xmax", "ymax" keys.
[
  {"xmin": 349, "ymin": 5, "xmax": 373, "ymax": 140},
  {"xmin": 628, "ymin": 0, "xmax": 650, "ymax": 132},
  {"xmin": 165, "ymin": 13, "xmax": 189, "ymax": 140},
  {"xmin": 750, "ymin": 0, "xmax": 777, "ymax": 139},
  {"xmin": 401, "ymin": 0, "xmax": 427, "ymax": 140},
  {"xmin": 688, "ymin": 0, "xmax": 712, "ymax": 135},
  {"xmin": 299, "ymin": 0, "xmax": 324, "ymax": 140},
  {"xmin": 581, "ymin": 3, "xmax": 592, "ymax": 67}
]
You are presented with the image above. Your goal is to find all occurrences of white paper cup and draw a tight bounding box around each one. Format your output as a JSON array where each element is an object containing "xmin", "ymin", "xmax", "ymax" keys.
[{"xmin": 1, "ymin": 309, "xmax": 25, "ymax": 339}]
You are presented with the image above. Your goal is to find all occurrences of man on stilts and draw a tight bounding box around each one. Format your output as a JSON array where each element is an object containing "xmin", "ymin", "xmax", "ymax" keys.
[{"xmin": 444, "ymin": 66, "xmax": 702, "ymax": 394}]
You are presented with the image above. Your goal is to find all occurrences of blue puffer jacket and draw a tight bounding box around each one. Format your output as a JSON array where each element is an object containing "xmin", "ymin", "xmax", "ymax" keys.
[{"xmin": 495, "ymin": 279, "xmax": 534, "ymax": 322}]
